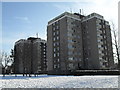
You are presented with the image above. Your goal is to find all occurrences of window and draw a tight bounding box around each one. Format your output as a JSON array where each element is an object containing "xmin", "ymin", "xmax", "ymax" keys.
[
  {"xmin": 53, "ymin": 37, "xmax": 56, "ymax": 41},
  {"xmin": 69, "ymin": 57, "xmax": 73, "ymax": 60},
  {"xmin": 103, "ymin": 36, "xmax": 106, "ymax": 39},
  {"xmin": 58, "ymin": 64, "xmax": 60, "ymax": 68},
  {"xmin": 68, "ymin": 51, "xmax": 72, "ymax": 55},
  {"xmin": 68, "ymin": 63, "xmax": 74, "ymax": 69},
  {"xmin": 103, "ymin": 62, "xmax": 106, "ymax": 66},
  {"xmin": 56, "ymin": 42, "xmax": 59, "ymax": 46},
  {"xmin": 54, "ymin": 64, "xmax": 56, "ymax": 68},
  {"xmin": 57, "ymin": 36, "xmax": 59, "ymax": 40},
  {"xmin": 54, "ymin": 53, "xmax": 56, "ymax": 57},
  {"xmin": 53, "ymin": 27, "xmax": 55, "ymax": 31},
  {"xmin": 57, "ymin": 47, "xmax": 59, "ymax": 51},
  {"xmin": 57, "ymin": 58, "xmax": 60, "ymax": 62},
  {"xmin": 53, "ymin": 23, "xmax": 55, "ymax": 26},
  {"xmin": 68, "ymin": 44, "xmax": 73, "ymax": 49},
  {"xmin": 68, "ymin": 39, "xmax": 73, "ymax": 43},
  {"xmin": 44, "ymin": 62, "xmax": 46, "ymax": 64},
  {"xmin": 53, "ymin": 43, "xmax": 56, "ymax": 47},
  {"xmin": 103, "ymin": 30, "xmax": 105, "ymax": 34},
  {"xmin": 99, "ymin": 57, "xmax": 102, "ymax": 60},
  {"xmin": 54, "ymin": 48, "xmax": 56, "ymax": 52},
  {"xmin": 78, "ymin": 36, "xmax": 80, "ymax": 38},
  {"xmin": 56, "ymin": 31, "xmax": 59, "ymax": 35},
  {"xmin": 106, "ymin": 57, "xmax": 108, "ymax": 60},
  {"xmin": 106, "ymin": 52, "xmax": 107, "ymax": 55},
  {"xmin": 68, "ymin": 31, "xmax": 74, "ymax": 36},
  {"xmin": 105, "ymin": 46, "xmax": 107, "ymax": 49},
  {"xmin": 103, "ymin": 25, "xmax": 105, "ymax": 28},
  {"xmin": 97, "ymin": 34, "xmax": 101, "ymax": 37},
  {"xmin": 56, "ymin": 26, "xmax": 59, "ymax": 29},
  {"xmin": 99, "ymin": 50, "xmax": 102, "ymax": 54},
  {"xmin": 54, "ymin": 60, "xmax": 56, "ymax": 63},
  {"xmin": 74, "ymin": 35, "xmax": 77, "ymax": 38},
  {"xmin": 57, "ymin": 53, "xmax": 59, "ymax": 56},
  {"xmin": 97, "ymin": 39, "xmax": 101, "ymax": 42},
  {"xmin": 104, "ymin": 41, "xmax": 106, "ymax": 44},
  {"xmin": 53, "ymin": 32, "xmax": 55, "ymax": 36},
  {"xmin": 97, "ymin": 24, "xmax": 102, "ymax": 29}
]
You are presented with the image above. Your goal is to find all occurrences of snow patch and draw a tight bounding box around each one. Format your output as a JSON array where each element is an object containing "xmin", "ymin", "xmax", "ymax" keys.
[{"xmin": 0, "ymin": 75, "xmax": 118, "ymax": 88}]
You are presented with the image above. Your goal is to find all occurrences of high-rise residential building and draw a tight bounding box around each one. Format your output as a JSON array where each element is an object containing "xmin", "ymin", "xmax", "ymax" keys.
[
  {"xmin": 47, "ymin": 12, "xmax": 85, "ymax": 74},
  {"xmin": 47, "ymin": 12, "xmax": 114, "ymax": 74},
  {"xmin": 82, "ymin": 13, "xmax": 114, "ymax": 69},
  {"xmin": 14, "ymin": 37, "xmax": 47, "ymax": 74}
]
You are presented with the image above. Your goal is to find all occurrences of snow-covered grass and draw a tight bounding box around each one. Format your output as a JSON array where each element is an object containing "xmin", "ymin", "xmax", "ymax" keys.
[{"xmin": 0, "ymin": 74, "xmax": 118, "ymax": 88}]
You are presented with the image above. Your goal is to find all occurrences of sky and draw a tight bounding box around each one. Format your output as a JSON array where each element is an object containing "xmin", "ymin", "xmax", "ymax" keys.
[{"xmin": 1, "ymin": 0, "xmax": 120, "ymax": 54}]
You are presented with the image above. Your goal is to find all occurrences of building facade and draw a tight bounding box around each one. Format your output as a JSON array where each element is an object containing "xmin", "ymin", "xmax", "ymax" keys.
[
  {"xmin": 14, "ymin": 37, "xmax": 47, "ymax": 74},
  {"xmin": 47, "ymin": 12, "xmax": 85, "ymax": 74},
  {"xmin": 82, "ymin": 13, "xmax": 114, "ymax": 69},
  {"xmin": 47, "ymin": 12, "xmax": 114, "ymax": 74}
]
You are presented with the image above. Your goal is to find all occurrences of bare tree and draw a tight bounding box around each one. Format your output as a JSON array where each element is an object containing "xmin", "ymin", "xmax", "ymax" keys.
[
  {"xmin": 0, "ymin": 50, "xmax": 3, "ymax": 74},
  {"xmin": 10, "ymin": 49, "xmax": 14, "ymax": 74},
  {"xmin": 0, "ymin": 51, "xmax": 13, "ymax": 76},
  {"xmin": 111, "ymin": 22, "xmax": 120, "ymax": 69}
]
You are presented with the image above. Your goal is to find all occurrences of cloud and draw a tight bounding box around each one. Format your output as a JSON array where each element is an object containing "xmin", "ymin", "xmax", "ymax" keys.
[
  {"xmin": 53, "ymin": 1, "xmax": 94, "ymax": 13},
  {"xmin": 53, "ymin": 0, "xmax": 118, "ymax": 27},
  {"xmin": 15, "ymin": 16, "xmax": 31, "ymax": 23}
]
